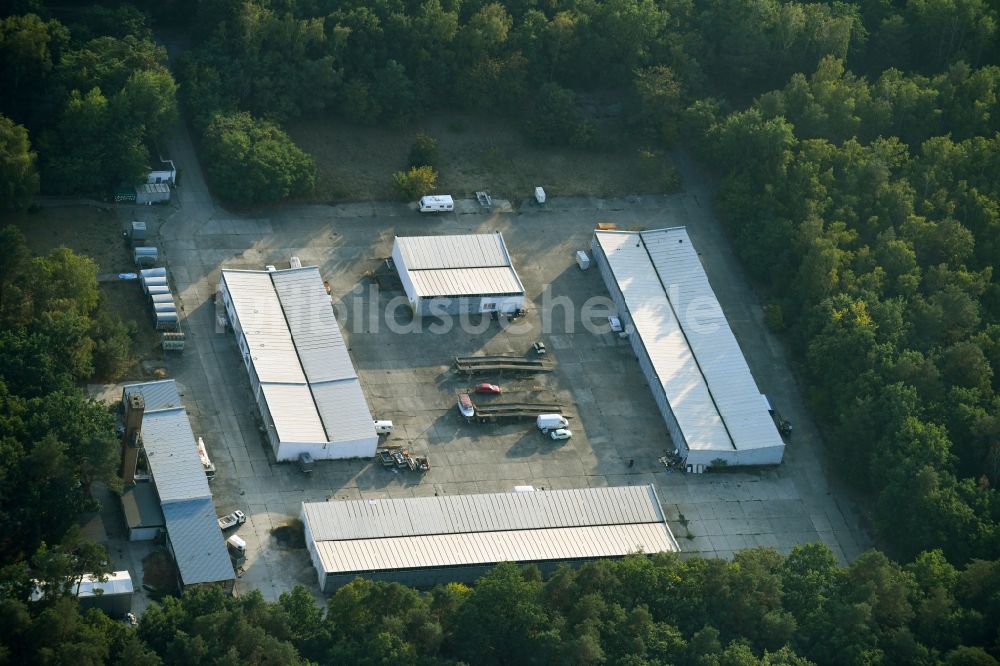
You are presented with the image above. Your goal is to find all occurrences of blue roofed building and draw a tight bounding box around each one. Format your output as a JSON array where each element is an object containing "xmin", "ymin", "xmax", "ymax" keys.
[{"xmin": 120, "ymin": 380, "xmax": 235, "ymax": 592}]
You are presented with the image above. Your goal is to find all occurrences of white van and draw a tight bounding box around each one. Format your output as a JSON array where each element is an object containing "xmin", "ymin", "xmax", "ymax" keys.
[
  {"xmin": 536, "ymin": 414, "xmax": 569, "ymax": 432},
  {"xmin": 226, "ymin": 534, "xmax": 246, "ymax": 556},
  {"xmin": 419, "ymin": 195, "xmax": 454, "ymax": 212},
  {"xmin": 374, "ymin": 420, "xmax": 394, "ymax": 435}
]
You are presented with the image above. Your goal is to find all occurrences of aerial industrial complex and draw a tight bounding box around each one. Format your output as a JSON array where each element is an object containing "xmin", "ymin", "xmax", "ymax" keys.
[{"xmin": 104, "ymin": 205, "xmax": 799, "ymax": 608}]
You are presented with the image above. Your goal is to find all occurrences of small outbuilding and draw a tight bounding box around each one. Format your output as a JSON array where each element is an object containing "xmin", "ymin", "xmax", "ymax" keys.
[
  {"xmin": 136, "ymin": 183, "xmax": 170, "ymax": 205},
  {"xmin": 392, "ymin": 233, "xmax": 526, "ymax": 316}
]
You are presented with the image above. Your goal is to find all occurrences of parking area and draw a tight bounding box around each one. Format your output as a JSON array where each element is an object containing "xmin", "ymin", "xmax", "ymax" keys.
[{"xmin": 135, "ymin": 188, "xmax": 872, "ymax": 600}]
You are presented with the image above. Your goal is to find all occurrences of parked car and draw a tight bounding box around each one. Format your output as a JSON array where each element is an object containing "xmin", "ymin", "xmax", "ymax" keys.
[
  {"xmin": 475, "ymin": 383, "xmax": 502, "ymax": 395},
  {"xmin": 533, "ymin": 341, "xmax": 547, "ymax": 355},
  {"xmin": 458, "ymin": 393, "xmax": 475, "ymax": 418},
  {"xmin": 609, "ymin": 316, "xmax": 623, "ymax": 333},
  {"xmin": 298, "ymin": 451, "xmax": 314, "ymax": 473},
  {"xmin": 217, "ymin": 510, "xmax": 246, "ymax": 531},
  {"xmin": 549, "ymin": 428, "xmax": 573, "ymax": 441}
]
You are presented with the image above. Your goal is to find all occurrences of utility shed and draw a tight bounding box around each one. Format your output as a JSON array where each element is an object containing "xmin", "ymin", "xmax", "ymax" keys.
[
  {"xmin": 136, "ymin": 183, "xmax": 170, "ymax": 205},
  {"xmin": 120, "ymin": 381, "xmax": 235, "ymax": 592},
  {"xmin": 302, "ymin": 485, "xmax": 679, "ymax": 592},
  {"xmin": 392, "ymin": 233, "xmax": 525, "ymax": 315},
  {"xmin": 592, "ymin": 227, "xmax": 785, "ymax": 468},
  {"xmin": 218, "ymin": 266, "xmax": 377, "ymax": 461}
]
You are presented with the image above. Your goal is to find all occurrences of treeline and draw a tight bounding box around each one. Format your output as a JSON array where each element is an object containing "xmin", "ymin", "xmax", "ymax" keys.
[
  {"xmin": 0, "ymin": 225, "xmax": 127, "ymax": 592},
  {"xmin": 0, "ymin": 6, "xmax": 177, "ymax": 199},
  {"xmin": 4, "ymin": 548, "xmax": 1000, "ymax": 665},
  {"xmin": 693, "ymin": 57, "xmax": 1000, "ymax": 563}
]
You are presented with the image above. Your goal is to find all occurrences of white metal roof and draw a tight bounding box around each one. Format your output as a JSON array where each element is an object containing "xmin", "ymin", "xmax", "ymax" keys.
[
  {"xmin": 394, "ymin": 233, "xmax": 512, "ymax": 269},
  {"xmin": 271, "ymin": 268, "xmax": 357, "ymax": 383},
  {"xmin": 260, "ymin": 383, "xmax": 327, "ymax": 443},
  {"xmin": 76, "ymin": 571, "xmax": 134, "ymax": 597},
  {"xmin": 222, "ymin": 271, "xmax": 306, "ymax": 384},
  {"xmin": 304, "ymin": 486, "xmax": 677, "ymax": 575},
  {"xmin": 311, "ymin": 379, "xmax": 377, "ymax": 443},
  {"xmin": 595, "ymin": 232, "xmax": 731, "ymax": 451},
  {"xmin": 595, "ymin": 228, "xmax": 784, "ymax": 454},
  {"xmin": 641, "ymin": 228, "xmax": 782, "ymax": 451},
  {"xmin": 314, "ymin": 523, "xmax": 677, "ymax": 575},
  {"xmin": 304, "ymin": 486, "xmax": 666, "ymax": 540},
  {"xmin": 162, "ymin": 498, "xmax": 234, "ymax": 586},
  {"xmin": 221, "ymin": 267, "xmax": 375, "ymax": 446},
  {"xmin": 407, "ymin": 266, "xmax": 524, "ymax": 297}
]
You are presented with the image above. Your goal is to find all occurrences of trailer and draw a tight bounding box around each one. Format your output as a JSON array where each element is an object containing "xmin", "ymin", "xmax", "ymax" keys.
[
  {"xmin": 196, "ymin": 436, "xmax": 216, "ymax": 480},
  {"xmin": 471, "ymin": 401, "xmax": 564, "ymax": 423},
  {"xmin": 454, "ymin": 355, "xmax": 555, "ymax": 374}
]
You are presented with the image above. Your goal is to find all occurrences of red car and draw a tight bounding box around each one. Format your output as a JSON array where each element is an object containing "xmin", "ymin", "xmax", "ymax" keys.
[{"xmin": 475, "ymin": 383, "xmax": 502, "ymax": 395}]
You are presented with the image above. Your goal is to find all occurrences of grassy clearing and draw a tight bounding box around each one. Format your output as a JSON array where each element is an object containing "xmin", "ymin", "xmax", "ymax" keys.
[
  {"xmin": 2, "ymin": 206, "xmax": 163, "ymax": 375},
  {"xmin": 286, "ymin": 111, "xmax": 678, "ymax": 203}
]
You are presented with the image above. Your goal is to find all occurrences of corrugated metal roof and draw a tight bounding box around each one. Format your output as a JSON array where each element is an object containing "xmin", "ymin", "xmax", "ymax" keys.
[
  {"xmin": 596, "ymin": 232, "xmax": 732, "ymax": 452},
  {"xmin": 121, "ymin": 483, "xmax": 164, "ymax": 528},
  {"xmin": 641, "ymin": 229, "xmax": 784, "ymax": 452},
  {"xmin": 271, "ymin": 268, "xmax": 357, "ymax": 383},
  {"xmin": 311, "ymin": 379, "xmax": 376, "ymax": 443},
  {"xmin": 408, "ymin": 266, "xmax": 524, "ymax": 298},
  {"xmin": 314, "ymin": 523, "xmax": 678, "ymax": 575},
  {"xmin": 139, "ymin": 407, "xmax": 212, "ymax": 504},
  {"xmin": 221, "ymin": 271, "xmax": 306, "ymax": 384},
  {"xmin": 76, "ymin": 571, "xmax": 133, "ymax": 597},
  {"xmin": 162, "ymin": 499, "xmax": 234, "ymax": 586},
  {"xmin": 123, "ymin": 380, "xmax": 183, "ymax": 413},
  {"xmin": 260, "ymin": 383, "xmax": 327, "ymax": 443},
  {"xmin": 303, "ymin": 486, "xmax": 666, "ymax": 542},
  {"xmin": 395, "ymin": 234, "xmax": 511, "ymax": 269},
  {"xmin": 595, "ymin": 229, "xmax": 784, "ymax": 454},
  {"xmin": 221, "ymin": 267, "xmax": 375, "ymax": 446}
]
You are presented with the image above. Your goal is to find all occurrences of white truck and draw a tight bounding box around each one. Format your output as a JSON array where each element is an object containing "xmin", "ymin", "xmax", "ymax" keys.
[
  {"xmin": 196, "ymin": 436, "xmax": 216, "ymax": 480},
  {"xmin": 536, "ymin": 414, "xmax": 568, "ymax": 432}
]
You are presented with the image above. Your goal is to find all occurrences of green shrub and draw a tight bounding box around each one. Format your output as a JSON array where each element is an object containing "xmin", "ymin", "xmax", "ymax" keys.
[{"xmin": 393, "ymin": 165, "xmax": 438, "ymax": 200}]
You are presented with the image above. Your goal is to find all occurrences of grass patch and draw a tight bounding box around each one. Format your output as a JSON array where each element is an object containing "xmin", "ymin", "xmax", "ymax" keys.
[{"xmin": 285, "ymin": 110, "xmax": 678, "ymax": 203}]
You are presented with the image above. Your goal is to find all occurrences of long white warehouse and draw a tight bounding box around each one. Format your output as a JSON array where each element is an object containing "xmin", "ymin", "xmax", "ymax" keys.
[
  {"xmin": 592, "ymin": 227, "xmax": 785, "ymax": 468},
  {"xmin": 302, "ymin": 485, "xmax": 679, "ymax": 591},
  {"xmin": 219, "ymin": 266, "xmax": 377, "ymax": 461}
]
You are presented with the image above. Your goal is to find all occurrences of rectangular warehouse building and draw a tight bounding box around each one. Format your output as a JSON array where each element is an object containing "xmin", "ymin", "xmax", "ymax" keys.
[
  {"xmin": 592, "ymin": 228, "xmax": 785, "ymax": 468},
  {"xmin": 120, "ymin": 380, "xmax": 235, "ymax": 592},
  {"xmin": 302, "ymin": 485, "xmax": 679, "ymax": 591},
  {"xmin": 392, "ymin": 233, "xmax": 526, "ymax": 315},
  {"xmin": 218, "ymin": 266, "xmax": 377, "ymax": 461}
]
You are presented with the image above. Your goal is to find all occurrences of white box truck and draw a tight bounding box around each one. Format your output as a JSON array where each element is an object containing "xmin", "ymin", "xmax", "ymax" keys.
[
  {"xmin": 419, "ymin": 195, "xmax": 454, "ymax": 212},
  {"xmin": 536, "ymin": 414, "xmax": 568, "ymax": 432}
]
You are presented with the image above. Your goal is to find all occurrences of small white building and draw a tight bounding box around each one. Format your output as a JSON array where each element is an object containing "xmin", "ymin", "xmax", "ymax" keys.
[
  {"xmin": 392, "ymin": 233, "xmax": 526, "ymax": 316},
  {"xmin": 592, "ymin": 227, "xmax": 785, "ymax": 469},
  {"xmin": 147, "ymin": 158, "xmax": 176, "ymax": 185},
  {"xmin": 218, "ymin": 266, "xmax": 377, "ymax": 461}
]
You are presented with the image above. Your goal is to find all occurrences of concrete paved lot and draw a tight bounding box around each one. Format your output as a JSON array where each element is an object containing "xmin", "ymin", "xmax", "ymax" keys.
[{"xmin": 143, "ymin": 186, "xmax": 871, "ymax": 600}]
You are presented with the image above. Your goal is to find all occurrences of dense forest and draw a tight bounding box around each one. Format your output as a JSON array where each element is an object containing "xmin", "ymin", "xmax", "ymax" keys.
[
  {"xmin": 2, "ymin": 0, "xmax": 1000, "ymax": 662},
  {"xmin": 6, "ymin": 550, "xmax": 1000, "ymax": 665}
]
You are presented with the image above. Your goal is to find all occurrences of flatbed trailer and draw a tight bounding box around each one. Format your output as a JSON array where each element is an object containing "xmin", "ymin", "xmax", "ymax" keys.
[
  {"xmin": 455, "ymin": 355, "xmax": 554, "ymax": 374},
  {"xmin": 472, "ymin": 401, "xmax": 563, "ymax": 423}
]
